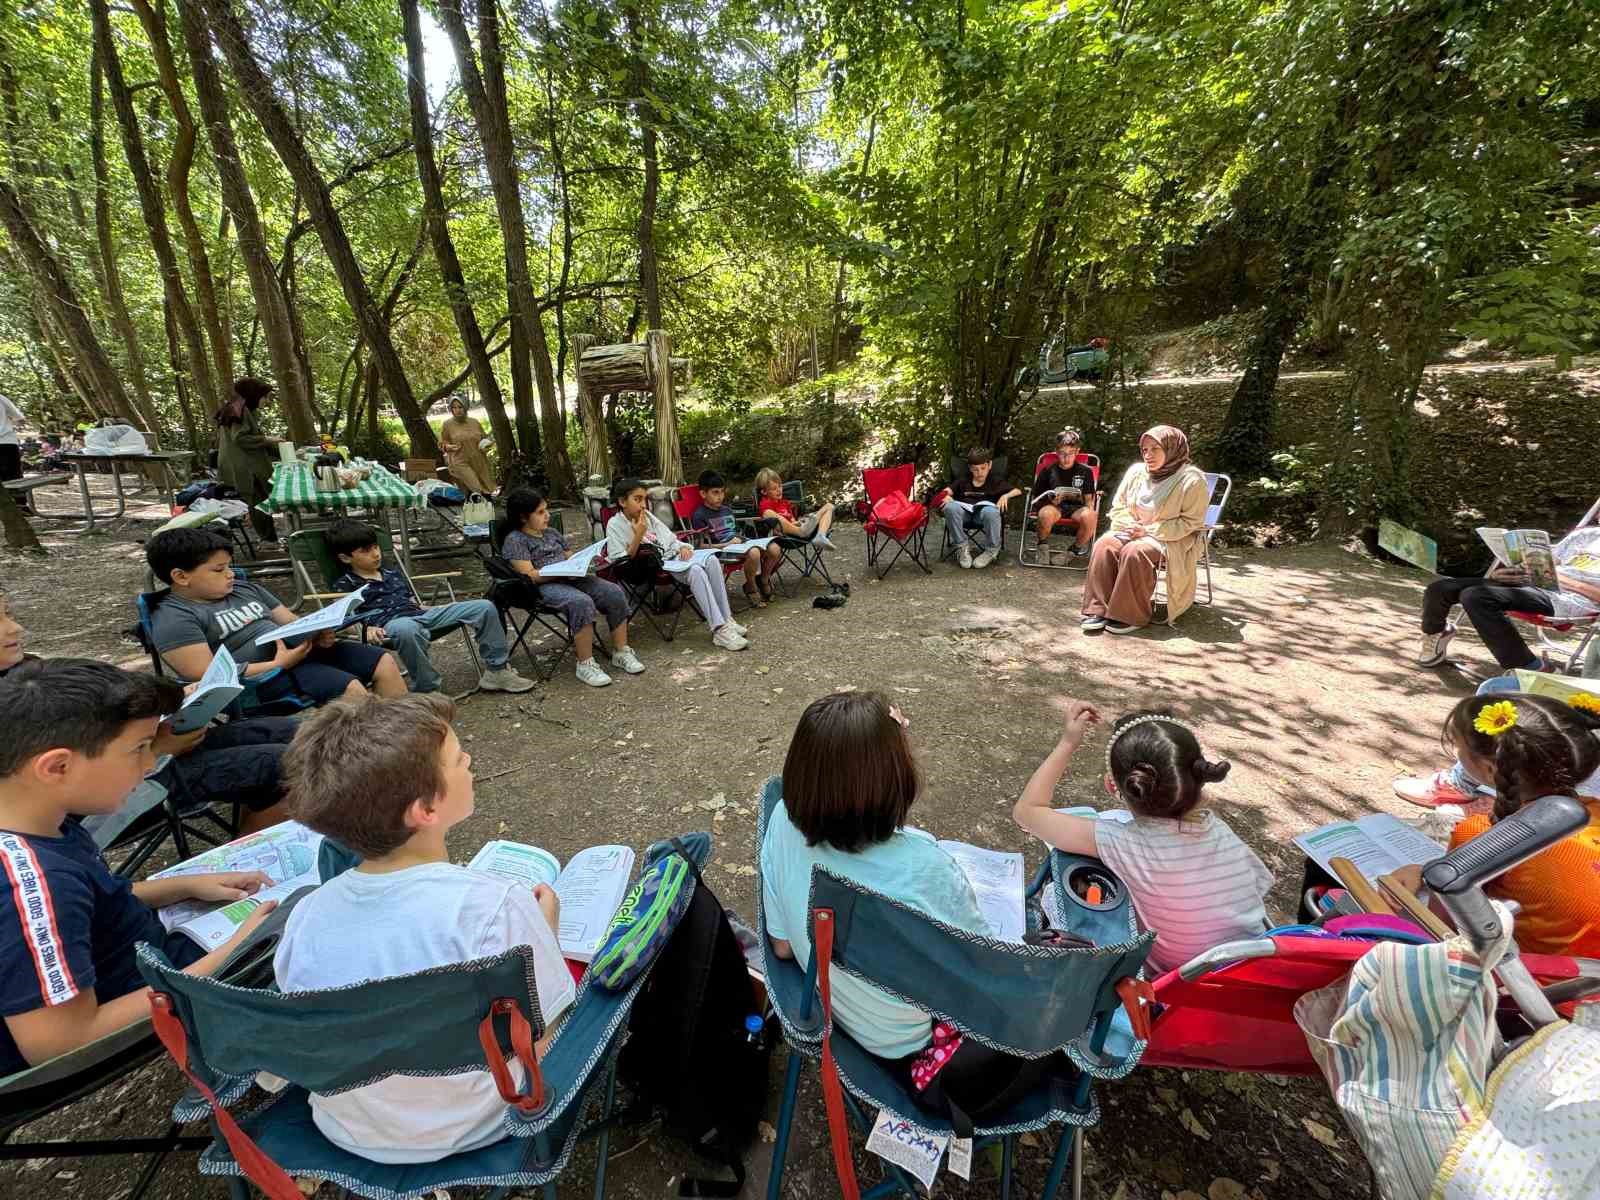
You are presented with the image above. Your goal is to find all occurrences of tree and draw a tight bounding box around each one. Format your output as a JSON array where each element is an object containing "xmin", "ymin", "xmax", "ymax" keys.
[
  {"xmin": 175, "ymin": 0, "xmax": 316, "ymax": 442},
  {"xmin": 399, "ymin": 0, "xmax": 515, "ymax": 464},
  {"xmin": 436, "ymin": 0, "xmax": 574, "ymax": 496},
  {"xmin": 189, "ymin": 0, "xmax": 438, "ymax": 456}
]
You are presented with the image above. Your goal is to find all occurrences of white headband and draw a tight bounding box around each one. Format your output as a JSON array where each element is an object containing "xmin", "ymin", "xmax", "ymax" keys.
[{"xmin": 1104, "ymin": 714, "xmax": 1198, "ymax": 775}]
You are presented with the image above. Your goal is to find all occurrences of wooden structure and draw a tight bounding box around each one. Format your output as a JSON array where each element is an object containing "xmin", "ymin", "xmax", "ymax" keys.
[{"xmin": 573, "ymin": 331, "xmax": 691, "ymax": 486}]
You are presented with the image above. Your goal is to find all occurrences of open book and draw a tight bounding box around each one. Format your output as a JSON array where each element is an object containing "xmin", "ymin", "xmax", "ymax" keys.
[
  {"xmin": 1294, "ymin": 813, "xmax": 1446, "ymax": 880},
  {"xmin": 468, "ymin": 841, "xmax": 636, "ymax": 962},
  {"xmin": 661, "ymin": 546, "xmax": 723, "ymax": 574},
  {"xmin": 715, "ymin": 536, "xmax": 776, "ymax": 555},
  {"xmin": 937, "ymin": 840, "xmax": 1026, "ymax": 942},
  {"xmin": 255, "ymin": 585, "xmax": 367, "ymax": 645},
  {"xmin": 152, "ymin": 821, "xmax": 325, "ymax": 950},
  {"xmin": 536, "ymin": 539, "xmax": 606, "ymax": 580},
  {"xmin": 1512, "ymin": 669, "xmax": 1600, "ymax": 703},
  {"xmin": 168, "ymin": 646, "xmax": 243, "ymax": 734},
  {"xmin": 1477, "ymin": 527, "xmax": 1559, "ymax": 589}
]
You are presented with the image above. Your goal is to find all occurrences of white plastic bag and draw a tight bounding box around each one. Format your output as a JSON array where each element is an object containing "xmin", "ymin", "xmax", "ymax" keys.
[
  {"xmin": 187, "ymin": 497, "xmax": 251, "ymax": 522},
  {"xmin": 83, "ymin": 424, "xmax": 149, "ymax": 456},
  {"xmin": 462, "ymin": 493, "xmax": 495, "ymax": 526}
]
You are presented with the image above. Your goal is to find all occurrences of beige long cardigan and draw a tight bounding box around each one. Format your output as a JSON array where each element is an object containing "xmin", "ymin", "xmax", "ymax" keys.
[{"xmin": 1105, "ymin": 462, "xmax": 1210, "ymax": 623}]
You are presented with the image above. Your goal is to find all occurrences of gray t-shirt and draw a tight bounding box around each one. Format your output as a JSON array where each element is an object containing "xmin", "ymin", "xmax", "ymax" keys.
[
  {"xmin": 502, "ymin": 527, "xmax": 568, "ymax": 571},
  {"xmin": 150, "ymin": 579, "xmax": 282, "ymax": 669}
]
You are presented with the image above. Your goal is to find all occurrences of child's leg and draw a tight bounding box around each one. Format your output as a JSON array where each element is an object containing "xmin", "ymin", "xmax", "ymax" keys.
[
  {"xmin": 1035, "ymin": 503, "xmax": 1061, "ymax": 540},
  {"xmin": 543, "ymin": 582, "xmax": 602, "ymax": 660},
  {"xmin": 814, "ymin": 502, "xmax": 835, "ymax": 538},
  {"xmin": 418, "ymin": 600, "xmax": 511, "ymax": 671},
  {"xmin": 382, "ymin": 616, "xmax": 442, "ymax": 693},
  {"xmin": 582, "ymin": 577, "xmax": 631, "ymax": 649},
  {"xmin": 1072, "ymin": 506, "xmax": 1097, "ymax": 546},
  {"xmin": 741, "ymin": 547, "xmax": 762, "ymax": 585},
  {"xmin": 686, "ymin": 560, "xmax": 730, "ymax": 631},
  {"xmin": 305, "ymin": 639, "xmax": 406, "ymax": 697}
]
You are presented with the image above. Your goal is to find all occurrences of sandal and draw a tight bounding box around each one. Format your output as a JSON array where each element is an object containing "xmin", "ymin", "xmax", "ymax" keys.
[
  {"xmin": 757, "ymin": 576, "xmax": 775, "ymax": 602},
  {"xmin": 743, "ymin": 581, "xmax": 768, "ymax": 608}
]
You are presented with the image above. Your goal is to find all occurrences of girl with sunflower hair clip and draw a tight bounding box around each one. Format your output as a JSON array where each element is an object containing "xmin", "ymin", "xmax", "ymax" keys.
[{"xmin": 1434, "ymin": 692, "xmax": 1600, "ymax": 957}]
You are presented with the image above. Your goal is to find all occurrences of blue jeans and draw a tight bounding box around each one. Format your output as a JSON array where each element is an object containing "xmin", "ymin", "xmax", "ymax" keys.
[
  {"xmin": 943, "ymin": 499, "xmax": 1002, "ymax": 551},
  {"xmin": 384, "ymin": 600, "xmax": 508, "ymax": 693}
]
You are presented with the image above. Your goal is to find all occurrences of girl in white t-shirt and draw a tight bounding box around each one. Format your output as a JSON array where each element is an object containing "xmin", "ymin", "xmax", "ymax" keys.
[{"xmin": 1013, "ymin": 704, "xmax": 1273, "ymax": 974}]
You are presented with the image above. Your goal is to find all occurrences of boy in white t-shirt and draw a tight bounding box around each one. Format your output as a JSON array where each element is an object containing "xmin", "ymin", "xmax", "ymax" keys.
[{"xmin": 272, "ymin": 692, "xmax": 574, "ymax": 1164}]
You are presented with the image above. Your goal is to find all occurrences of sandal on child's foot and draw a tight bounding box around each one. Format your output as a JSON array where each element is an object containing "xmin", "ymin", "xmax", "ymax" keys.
[
  {"xmin": 758, "ymin": 577, "xmax": 775, "ymax": 601},
  {"xmin": 743, "ymin": 582, "xmax": 768, "ymax": 608}
]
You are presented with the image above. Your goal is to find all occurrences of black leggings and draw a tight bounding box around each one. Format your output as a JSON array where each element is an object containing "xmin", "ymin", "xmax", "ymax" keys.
[
  {"xmin": 1422, "ymin": 576, "xmax": 1554, "ymax": 669},
  {"xmin": 894, "ymin": 1039, "xmax": 1060, "ymax": 1126}
]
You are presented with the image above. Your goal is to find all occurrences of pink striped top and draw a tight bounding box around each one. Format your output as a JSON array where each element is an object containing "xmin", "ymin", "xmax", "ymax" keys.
[{"xmin": 1093, "ymin": 808, "xmax": 1273, "ymax": 975}]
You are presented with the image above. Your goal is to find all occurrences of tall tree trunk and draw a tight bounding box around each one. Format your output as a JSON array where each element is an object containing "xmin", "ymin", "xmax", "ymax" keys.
[
  {"xmin": 129, "ymin": 0, "xmax": 231, "ymax": 402},
  {"xmin": 162, "ymin": 294, "xmax": 203, "ymax": 455},
  {"xmin": 91, "ymin": 0, "xmax": 219, "ymax": 429},
  {"xmin": 829, "ymin": 113, "xmax": 878, "ymax": 372},
  {"xmin": 0, "ymin": 179, "xmax": 140, "ymax": 423},
  {"xmin": 0, "ymin": 481, "xmax": 42, "ymax": 552},
  {"xmin": 624, "ymin": 1, "xmax": 663, "ymax": 330},
  {"xmin": 400, "ymin": 0, "xmax": 516, "ymax": 465},
  {"xmin": 435, "ymin": 0, "xmax": 570, "ymax": 495},
  {"xmin": 190, "ymin": 0, "xmax": 437, "ymax": 456},
  {"xmin": 176, "ymin": 0, "xmax": 315, "ymax": 443},
  {"xmin": 647, "ymin": 330, "xmax": 682, "ymax": 485},
  {"xmin": 87, "ymin": 52, "xmax": 160, "ymax": 427}
]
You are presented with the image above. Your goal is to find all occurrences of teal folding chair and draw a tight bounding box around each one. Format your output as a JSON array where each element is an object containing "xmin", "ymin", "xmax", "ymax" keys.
[{"xmin": 756, "ymin": 777, "xmax": 1155, "ymax": 1200}]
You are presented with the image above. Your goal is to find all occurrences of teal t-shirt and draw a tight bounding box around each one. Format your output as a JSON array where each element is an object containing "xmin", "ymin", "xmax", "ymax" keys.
[{"xmin": 759, "ymin": 801, "xmax": 990, "ymax": 1059}]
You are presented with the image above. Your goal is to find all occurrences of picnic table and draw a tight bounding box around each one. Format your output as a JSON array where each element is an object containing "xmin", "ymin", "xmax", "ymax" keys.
[
  {"xmin": 259, "ymin": 461, "xmax": 425, "ymax": 568},
  {"xmin": 55, "ymin": 450, "xmax": 195, "ymax": 532}
]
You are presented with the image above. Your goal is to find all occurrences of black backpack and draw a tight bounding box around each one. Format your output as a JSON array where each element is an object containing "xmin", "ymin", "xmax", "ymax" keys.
[{"xmin": 619, "ymin": 852, "xmax": 770, "ymax": 1197}]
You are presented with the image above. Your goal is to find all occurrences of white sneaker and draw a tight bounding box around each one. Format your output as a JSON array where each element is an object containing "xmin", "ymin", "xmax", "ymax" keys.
[
  {"xmin": 712, "ymin": 625, "xmax": 749, "ymax": 651},
  {"xmin": 814, "ymin": 534, "xmax": 838, "ymax": 551},
  {"xmin": 957, "ymin": 544, "xmax": 973, "ymax": 569},
  {"xmin": 612, "ymin": 646, "xmax": 645, "ymax": 674},
  {"xmin": 973, "ymin": 547, "xmax": 999, "ymax": 569},
  {"xmin": 728, "ymin": 620, "xmax": 749, "ymax": 637},
  {"xmin": 1416, "ymin": 624, "xmax": 1457, "ymax": 667},
  {"xmin": 575, "ymin": 659, "xmax": 613, "ymax": 687},
  {"xmin": 480, "ymin": 666, "xmax": 537, "ymax": 693}
]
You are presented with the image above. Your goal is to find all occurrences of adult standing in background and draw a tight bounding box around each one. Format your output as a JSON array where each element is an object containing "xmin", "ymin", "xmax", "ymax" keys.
[
  {"xmin": 438, "ymin": 396, "xmax": 497, "ymax": 497},
  {"xmin": 216, "ymin": 376, "xmax": 281, "ymax": 547},
  {"xmin": 0, "ymin": 393, "xmax": 26, "ymax": 507}
]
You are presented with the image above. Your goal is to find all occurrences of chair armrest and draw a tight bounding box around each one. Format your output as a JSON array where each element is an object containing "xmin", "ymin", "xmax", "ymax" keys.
[
  {"xmin": 305, "ymin": 591, "xmax": 351, "ymax": 601},
  {"xmin": 409, "ymin": 571, "xmax": 463, "ymax": 582}
]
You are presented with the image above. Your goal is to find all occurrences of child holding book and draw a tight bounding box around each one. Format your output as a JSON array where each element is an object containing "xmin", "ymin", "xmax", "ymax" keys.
[
  {"xmin": 1433, "ymin": 692, "xmax": 1600, "ymax": 957},
  {"xmin": 755, "ymin": 467, "xmax": 835, "ymax": 549},
  {"xmin": 605, "ymin": 478, "xmax": 750, "ymax": 652},
  {"xmin": 326, "ymin": 518, "xmax": 535, "ymax": 695},
  {"xmin": 1012, "ymin": 704, "xmax": 1273, "ymax": 974},
  {"xmin": 498, "ymin": 487, "xmax": 643, "ymax": 688},
  {"xmin": 0, "ymin": 660, "xmax": 279, "ymax": 1075},
  {"xmin": 693, "ymin": 470, "xmax": 780, "ymax": 607},
  {"xmin": 273, "ymin": 692, "xmax": 575, "ymax": 1163}
]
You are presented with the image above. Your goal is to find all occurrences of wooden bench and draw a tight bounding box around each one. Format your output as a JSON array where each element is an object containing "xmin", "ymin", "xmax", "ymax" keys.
[{"xmin": 4, "ymin": 472, "xmax": 70, "ymax": 495}]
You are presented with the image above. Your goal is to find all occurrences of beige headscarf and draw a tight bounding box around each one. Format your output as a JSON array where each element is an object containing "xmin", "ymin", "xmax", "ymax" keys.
[{"xmin": 1142, "ymin": 425, "xmax": 1191, "ymax": 481}]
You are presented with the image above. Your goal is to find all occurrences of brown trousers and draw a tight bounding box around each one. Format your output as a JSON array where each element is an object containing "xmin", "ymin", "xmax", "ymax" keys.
[{"xmin": 1081, "ymin": 534, "xmax": 1165, "ymax": 625}]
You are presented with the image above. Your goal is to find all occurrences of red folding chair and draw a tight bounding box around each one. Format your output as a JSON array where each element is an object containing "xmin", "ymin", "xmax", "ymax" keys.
[
  {"xmin": 857, "ymin": 463, "xmax": 930, "ymax": 579},
  {"xmin": 594, "ymin": 502, "xmax": 701, "ymax": 641},
  {"xmin": 671, "ymin": 485, "xmax": 763, "ymax": 611},
  {"xmin": 1508, "ymin": 492, "xmax": 1600, "ymax": 673},
  {"xmin": 1017, "ymin": 450, "xmax": 1101, "ymax": 570}
]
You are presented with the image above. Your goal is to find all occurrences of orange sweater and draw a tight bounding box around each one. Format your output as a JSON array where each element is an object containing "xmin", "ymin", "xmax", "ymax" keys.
[{"xmin": 1449, "ymin": 798, "xmax": 1600, "ymax": 958}]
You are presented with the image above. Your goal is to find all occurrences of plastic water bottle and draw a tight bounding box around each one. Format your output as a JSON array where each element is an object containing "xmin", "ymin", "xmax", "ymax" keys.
[{"xmin": 743, "ymin": 1013, "xmax": 765, "ymax": 1049}]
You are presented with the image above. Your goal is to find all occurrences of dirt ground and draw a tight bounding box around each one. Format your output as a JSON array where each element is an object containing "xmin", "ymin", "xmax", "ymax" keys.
[{"xmin": 1, "ymin": 480, "xmax": 1543, "ymax": 1200}]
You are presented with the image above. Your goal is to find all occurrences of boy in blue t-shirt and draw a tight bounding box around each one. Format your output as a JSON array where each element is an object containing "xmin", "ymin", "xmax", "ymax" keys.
[
  {"xmin": 0, "ymin": 660, "xmax": 278, "ymax": 1075},
  {"xmin": 326, "ymin": 519, "xmax": 534, "ymax": 695},
  {"xmin": 692, "ymin": 470, "xmax": 780, "ymax": 607}
]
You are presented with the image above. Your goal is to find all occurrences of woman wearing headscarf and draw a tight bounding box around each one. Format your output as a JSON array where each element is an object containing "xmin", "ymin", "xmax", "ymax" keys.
[
  {"xmin": 438, "ymin": 396, "xmax": 497, "ymax": 496},
  {"xmin": 1081, "ymin": 425, "xmax": 1209, "ymax": 633},
  {"xmin": 215, "ymin": 376, "xmax": 281, "ymax": 546}
]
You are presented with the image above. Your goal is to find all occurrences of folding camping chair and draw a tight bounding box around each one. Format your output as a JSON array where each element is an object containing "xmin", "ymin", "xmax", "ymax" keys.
[
  {"xmin": 672, "ymin": 484, "xmax": 767, "ymax": 611},
  {"xmin": 286, "ymin": 526, "xmax": 485, "ymax": 697},
  {"xmin": 0, "ymin": 885, "xmax": 295, "ymax": 1198},
  {"xmin": 1508, "ymin": 492, "xmax": 1600, "ymax": 674},
  {"xmin": 595, "ymin": 502, "xmax": 703, "ymax": 642},
  {"xmin": 758, "ymin": 779, "xmax": 1155, "ymax": 1200},
  {"xmin": 931, "ymin": 454, "xmax": 1016, "ymax": 564},
  {"xmin": 1153, "ymin": 471, "xmax": 1231, "ymax": 608},
  {"xmin": 1017, "ymin": 451, "xmax": 1102, "ymax": 570},
  {"xmin": 744, "ymin": 479, "xmax": 837, "ymax": 595},
  {"xmin": 136, "ymin": 920, "xmax": 658, "ymax": 1200},
  {"xmin": 482, "ymin": 534, "xmax": 613, "ymax": 683},
  {"xmin": 858, "ymin": 464, "xmax": 931, "ymax": 580}
]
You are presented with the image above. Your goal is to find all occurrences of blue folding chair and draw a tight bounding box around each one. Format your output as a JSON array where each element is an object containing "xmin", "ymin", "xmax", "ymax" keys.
[
  {"xmin": 757, "ymin": 778, "xmax": 1155, "ymax": 1200},
  {"xmin": 136, "ymin": 837, "xmax": 702, "ymax": 1200}
]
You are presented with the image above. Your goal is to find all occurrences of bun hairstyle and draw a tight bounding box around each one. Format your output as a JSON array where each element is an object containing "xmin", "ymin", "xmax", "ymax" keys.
[
  {"xmin": 1106, "ymin": 711, "xmax": 1230, "ymax": 819},
  {"xmin": 1445, "ymin": 692, "xmax": 1600, "ymax": 821}
]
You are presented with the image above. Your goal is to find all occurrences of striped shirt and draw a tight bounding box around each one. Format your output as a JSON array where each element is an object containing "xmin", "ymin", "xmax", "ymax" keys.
[{"xmin": 1093, "ymin": 808, "xmax": 1272, "ymax": 975}]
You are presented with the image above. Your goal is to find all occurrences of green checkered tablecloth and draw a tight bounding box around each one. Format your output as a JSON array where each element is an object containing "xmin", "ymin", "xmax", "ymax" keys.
[{"xmin": 260, "ymin": 462, "xmax": 423, "ymax": 515}]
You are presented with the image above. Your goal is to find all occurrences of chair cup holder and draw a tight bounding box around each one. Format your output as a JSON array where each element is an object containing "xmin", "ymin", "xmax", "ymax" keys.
[{"xmin": 1061, "ymin": 864, "xmax": 1123, "ymax": 913}]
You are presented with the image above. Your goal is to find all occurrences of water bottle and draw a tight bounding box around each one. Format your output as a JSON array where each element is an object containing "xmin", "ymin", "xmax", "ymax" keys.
[{"xmin": 743, "ymin": 1013, "xmax": 765, "ymax": 1050}]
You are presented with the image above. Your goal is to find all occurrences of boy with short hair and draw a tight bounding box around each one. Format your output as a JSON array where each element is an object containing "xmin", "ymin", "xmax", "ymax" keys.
[
  {"xmin": 938, "ymin": 447, "xmax": 1021, "ymax": 569},
  {"xmin": 272, "ymin": 692, "xmax": 575, "ymax": 1163},
  {"xmin": 0, "ymin": 660, "xmax": 278, "ymax": 1073},
  {"xmin": 325, "ymin": 519, "xmax": 534, "ymax": 694},
  {"xmin": 146, "ymin": 526, "xmax": 406, "ymax": 704},
  {"xmin": 693, "ymin": 470, "xmax": 780, "ymax": 607}
]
